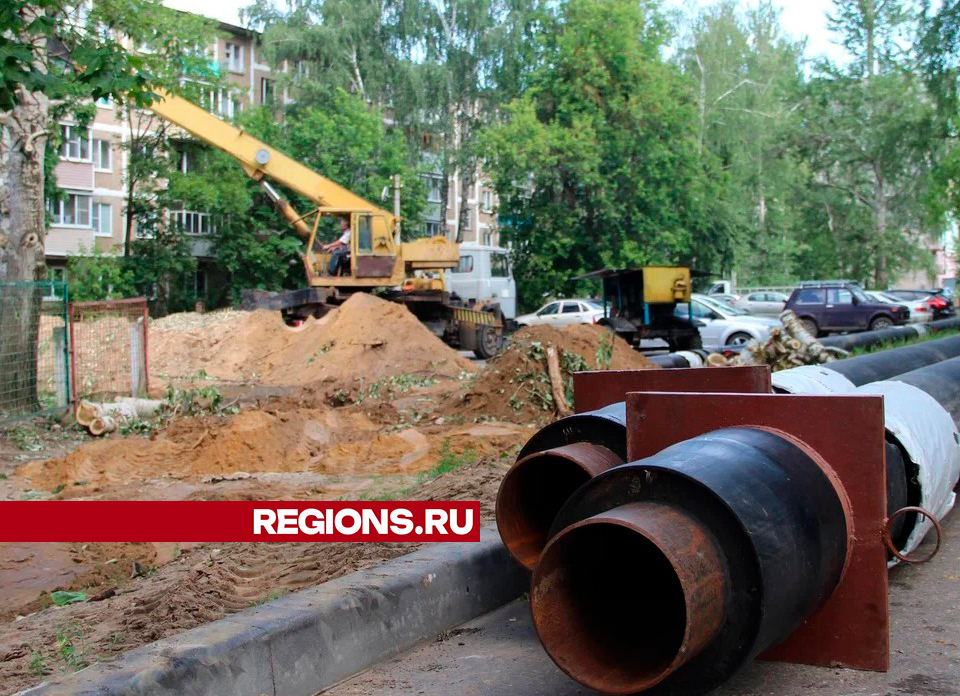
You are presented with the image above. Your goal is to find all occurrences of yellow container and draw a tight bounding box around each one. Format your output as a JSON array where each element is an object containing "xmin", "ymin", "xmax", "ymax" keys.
[{"xmin": 642, "ymin": 267, "xmax": 691, "ymax": 303}]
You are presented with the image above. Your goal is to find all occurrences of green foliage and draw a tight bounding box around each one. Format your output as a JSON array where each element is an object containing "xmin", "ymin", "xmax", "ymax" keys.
[
  {"xmin": 65, "ymin": 247, "xmax": 136, "ymax": 301},
  {"xmin": 676, "ymin": 2, "xmax": 808, "ymax": 284},
  {"xmin": 595, "ymin": 329, "xmax": 613, "ymax": 369},
  {"xmin": 55, "ymin": 626, "xmax": 87, "ymax": 671},
  {"xmin": 484, "ymin": 0, "xmax": 720, "ymax": 307}
]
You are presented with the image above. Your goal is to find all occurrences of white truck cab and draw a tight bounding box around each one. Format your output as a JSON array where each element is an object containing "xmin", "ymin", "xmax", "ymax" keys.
[{"xmin": 446, "ymin": 245, "xmax": 517, "ymax": 319}]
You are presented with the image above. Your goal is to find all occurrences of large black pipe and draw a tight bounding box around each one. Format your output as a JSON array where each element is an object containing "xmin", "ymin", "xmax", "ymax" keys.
[
  {"xmin": 820, "ymin": 316, "xmax": 960, "ymax": 352},
  {"xmin": 891, "ymin": 353, "xmax": 960, "ymax": 426},
  {"xmin": 821, "ymin": 333, "xmax": 960, "ymax": 386},
  {"xmin": 533, "ymin": 427, "xmax": 847, "ymax": 695}
]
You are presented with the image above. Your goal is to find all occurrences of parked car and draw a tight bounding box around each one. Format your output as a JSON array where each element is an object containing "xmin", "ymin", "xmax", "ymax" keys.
[
  {"xmin": 885, "ymin": 289, "xmax": 955, "ymax": 320},
  {"xmin": 515, "ymin": 299, "xmax": 605, "ymax": 327},
  {"xmin": 865, "ymin": 291, "xmax": 932, "ymax": 323},
  {"xmin": 785, "ymin": 283, "xmax": 909, "ymax": 336},
  {"xmin": 736, "ymin": 291, "xmax": 789, "ymax": 316},
  {"xmin": 674, "ymin": 294, "xmax": 781, "ymax": 347},
  {"xmin": 708, "ymin": 293, "xmax": 741, "ymax": 306}
]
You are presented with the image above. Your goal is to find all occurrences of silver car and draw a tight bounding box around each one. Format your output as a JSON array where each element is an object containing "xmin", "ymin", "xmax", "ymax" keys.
[
  {"xmin": 676, "ymin": 294, "xmax": 781, "ymax": 347},
  {"xmin": 736, "ymin": 291, "xmax": 788, "ymax": 316},
  {"xmin": 515, "ymin": 299, "xmax": 605, "ymax": 327},
  {"xmin": 865, "ymin": 291, "xmax": 932, "ymax": 324}
]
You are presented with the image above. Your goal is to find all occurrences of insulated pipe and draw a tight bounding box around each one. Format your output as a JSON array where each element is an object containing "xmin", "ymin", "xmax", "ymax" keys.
[
  {"xmin": 819, "ymin": 316, "xmax": 960, "ymax": 352},
  {"xmin": 496, "ymin": 402, "xmax": 627, "ymax": 568},
  {"xmin": 532, "ymin": 427, "xmax": 848, "ymax": 695},
  {"xmin": 817, "ymin": 334, "xmax": 960, "ymax": 387},
  {"xmin": 891, "ymin": 352, "xmax": 960, "ymax": 421},
  {"xmin": 497, "ymin": 443, "xmax": 623, "ymax": 569},
  {"xmin": 647, "ymin": 350, "xmax": 706, "ymax": 368},
  {"xmin": 773, "ymin": 332, "xmax": 960, "ymax": 393},
  {"xmin": 857, "ymin": 356, "xmax": 960, "ymax": 555}
]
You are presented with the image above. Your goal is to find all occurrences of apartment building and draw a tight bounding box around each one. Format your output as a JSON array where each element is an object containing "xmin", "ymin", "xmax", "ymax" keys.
[
  {"xmin": 45, "ymin": 15, "xmax": 503, "ymax": 298},
  {"xmin": 45, "ymin": 20, "xmax": 277, "ymax": 291},
  {"xmin": 420, "ymin": 171, "xmax": 500, "ymax": 247}
]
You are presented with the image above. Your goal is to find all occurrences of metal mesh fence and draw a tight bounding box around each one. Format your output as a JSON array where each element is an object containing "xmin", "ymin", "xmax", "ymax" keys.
[
  {"xmin": 0, "ymin": 281, "xmax": 70, "ymax": 418},
  {"xmin": 70, "ymin": 298, "xmax": 150, "ymax": 402}
]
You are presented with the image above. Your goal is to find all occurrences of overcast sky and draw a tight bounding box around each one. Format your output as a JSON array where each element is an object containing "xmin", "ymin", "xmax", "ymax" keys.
[{"xmin": 162, "ymin": 0, "xmax": 849, "ymax": 64}]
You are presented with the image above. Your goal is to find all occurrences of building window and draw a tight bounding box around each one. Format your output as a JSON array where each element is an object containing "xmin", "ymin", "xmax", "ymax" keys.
[
  {"xmin": 260, "ymin": 77, "xmax": 274, "ymax": 104},
  {"xmin": 92, "ymin": 202, "xmax": 112, "ymax": 237},
  {"xmin": 425, "ymin": 175, "xmax": 442, "ymax": 203},
  {"xmin": 45, "ymin": 267, "xmax": 66, "ymax": 299},
  {"xmin": 483, "ymin": 230, "xmax": 494, "ymax": 246},
  {"xmin": 295, "ymin": 60, "xmax": 310, "ymax": 77},
  {"xmin": 94, "ymin": 139, "xmax": 112, "ymax": 171},
  {"xmin": 60, "ymin": 125, "xmax": 91, "ymax": 161},
  {"xmin": 425, "ymin": 221, "xmax": 441, "ymax": 237},
  {"xmin": 48, "ymin": 192, "xmax": 91, "ymax": 227},
  {"xmin": 170, "ymin": 209, "xmax": 215, "ymax": 235},
  {"xmin": 216, "ymin": 90, "xmax": 242, "ymax": 118},
  {"xmin": 224, "ymin": 42, "xmax": 244, "ymax": 72},
  {"xmin": 481, "ymin": 189, "xmax": 493, "ymax": 213},
  {"xmin": 175, "ymin": 146, "xmax": 200, "ymax": 174}
]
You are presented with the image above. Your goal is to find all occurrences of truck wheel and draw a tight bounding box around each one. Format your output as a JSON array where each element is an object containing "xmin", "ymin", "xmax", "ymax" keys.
[
  {"xmin": 726, "ymin": 332, "xmax": 753, "ymax": 346},
  {"xmin": 474, "ymin": 325, "xmax": 501, "ymax": 359},
  {"xmin": 870, "ymin": 316, "xmax": 893, "ymax": 331},
  {"xmin": 800, "ymin": 318, "xmax": 819, "ymax": 337}
]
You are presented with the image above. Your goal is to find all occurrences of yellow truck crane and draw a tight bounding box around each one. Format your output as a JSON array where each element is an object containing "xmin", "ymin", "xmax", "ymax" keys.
[{"xmin": 148, "ymin": 91, "xmax": 504, "ymax": 358}]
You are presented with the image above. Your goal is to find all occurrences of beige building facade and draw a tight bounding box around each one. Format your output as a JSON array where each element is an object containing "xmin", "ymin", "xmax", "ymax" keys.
[{"xmin": 45, "ymin": 17, "xmax": 504, "ymax": 293}]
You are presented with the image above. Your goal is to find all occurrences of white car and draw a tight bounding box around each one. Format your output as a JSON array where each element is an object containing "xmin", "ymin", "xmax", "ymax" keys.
[
  {"xmin": 676, "ymin": 294, "xmax": 781, "ymax": 347},
  {"xmin": 866, "ymin": 291, "xmax": 932, "ymax": 323},
  {"xmin": 736, "ymin": 291, "xmax": 789, "ymax": 316},
  {"xmin": 515, "ymin": 299, "xmax": 605, "ymax": 327}
]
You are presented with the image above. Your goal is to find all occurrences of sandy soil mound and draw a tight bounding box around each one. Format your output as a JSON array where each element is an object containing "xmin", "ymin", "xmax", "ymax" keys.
[
  {"xmin": 457, "ymin": 324, "xmax": 658, "ymax": 423},
  {"xmin": 149, "ymin": 294, "xmax": 475, "ymax": 390},
  {"xmin": 14, "ymin": 406, "xmax": 525, "ymax": 492},
  {"xmin": 0, "ymin": 456, "xmax": 513, "ymax": 694}
]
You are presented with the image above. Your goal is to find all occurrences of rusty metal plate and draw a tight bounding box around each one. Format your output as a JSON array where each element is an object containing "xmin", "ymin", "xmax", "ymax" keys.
[
  {"xmin": 573, "ymin": 366, "xmax": 772, "ymax": 413},
  {"xmin": 624, "ymin": 391, "xmax": 889, "ymax": 672}
]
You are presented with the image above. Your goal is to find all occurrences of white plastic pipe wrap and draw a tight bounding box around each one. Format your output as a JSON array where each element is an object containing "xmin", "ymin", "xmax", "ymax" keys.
[
  {"xmin": 855, "ymin": 380, "xmax": 960, "ymax": 561},
  {"xmin": 771, "ymin": 365, "xmax": 856, "ymax": 395},
  {"xmin": 674, "ymin": 351, "xmax": 704, "ymax": 368}
]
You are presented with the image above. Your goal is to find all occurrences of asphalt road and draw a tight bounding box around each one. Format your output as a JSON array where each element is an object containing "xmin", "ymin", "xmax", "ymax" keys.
[{"xmin": 325, "ymin": 506, "xmax": 959, "ymax": 696}]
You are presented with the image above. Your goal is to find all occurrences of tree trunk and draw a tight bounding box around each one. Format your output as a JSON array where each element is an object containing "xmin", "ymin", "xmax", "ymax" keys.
[
  {"xmin": 0, "ymin": 85, "xmax": 50, "ymax": 413},
  {"xmin": 874, "ymin": 170, "xmax": 888, "ymax": 288}
]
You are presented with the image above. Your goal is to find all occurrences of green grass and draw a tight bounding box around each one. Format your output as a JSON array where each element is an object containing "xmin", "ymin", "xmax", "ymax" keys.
[
  {"xmin": 353, "ymin": 439, "xmax": 478, "ymax": 501},
  {"xmin": 845, "ymin": 327, "xmax": 960, "ymax": 358}
]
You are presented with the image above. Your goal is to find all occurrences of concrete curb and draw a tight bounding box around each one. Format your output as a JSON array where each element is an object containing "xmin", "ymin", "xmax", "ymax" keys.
[{"xmin": 19, "ymin": 525, "xmax": 527, "ymax": 696}]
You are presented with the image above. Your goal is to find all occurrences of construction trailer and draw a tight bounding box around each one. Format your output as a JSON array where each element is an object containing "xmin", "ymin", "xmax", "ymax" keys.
[{"xmin": 582, "ymin": 267, "xmax": 702, "ymax": 352}]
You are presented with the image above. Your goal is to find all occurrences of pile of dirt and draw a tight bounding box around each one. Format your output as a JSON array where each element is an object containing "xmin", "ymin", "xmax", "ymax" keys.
[
  {"xmin": 149, "ymin": 294, "xmax": 475, "ymax": 391},
  {"xmin": 14, "ymin": 407, "xmax": 527, "ymax": 492},
  {"xmin": 0, "ymin": 455, "xmax": 515, "ymax": 694},
  {"xmin": 457, "ymin": 324, "xmax": 658, "ymax": 423}
]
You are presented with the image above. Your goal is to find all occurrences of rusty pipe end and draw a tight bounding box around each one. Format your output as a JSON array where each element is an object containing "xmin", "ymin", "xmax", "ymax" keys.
[
  {"xmin": 496, "ymin": 443, "xmax": 623, "ymax": 570},
  {"xmin": 530, "ymin": 502, "xmax": 727, "ymax": 695}
]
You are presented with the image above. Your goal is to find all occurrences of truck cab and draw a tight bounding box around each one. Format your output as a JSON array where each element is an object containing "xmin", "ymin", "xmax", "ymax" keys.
[{"xmin": 446, "ymin": 245, "xmax": 517, "ymax": 319}]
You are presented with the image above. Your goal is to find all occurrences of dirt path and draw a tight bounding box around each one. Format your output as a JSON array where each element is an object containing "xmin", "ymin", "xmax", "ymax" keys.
[{"xmin": 0, "ymin": 456, "xmax": 512, "ymax": 694}]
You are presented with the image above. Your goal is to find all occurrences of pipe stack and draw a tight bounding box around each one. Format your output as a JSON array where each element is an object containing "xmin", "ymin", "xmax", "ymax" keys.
[{"xmin": 497, "ymin": 337, "xmax": 960, "ymax": 695}]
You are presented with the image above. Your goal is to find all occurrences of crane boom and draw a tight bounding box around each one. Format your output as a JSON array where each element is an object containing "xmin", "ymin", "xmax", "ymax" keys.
[{"xmin": 148, "ymin": 89, "xmax": 396, "ymax": 225}]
